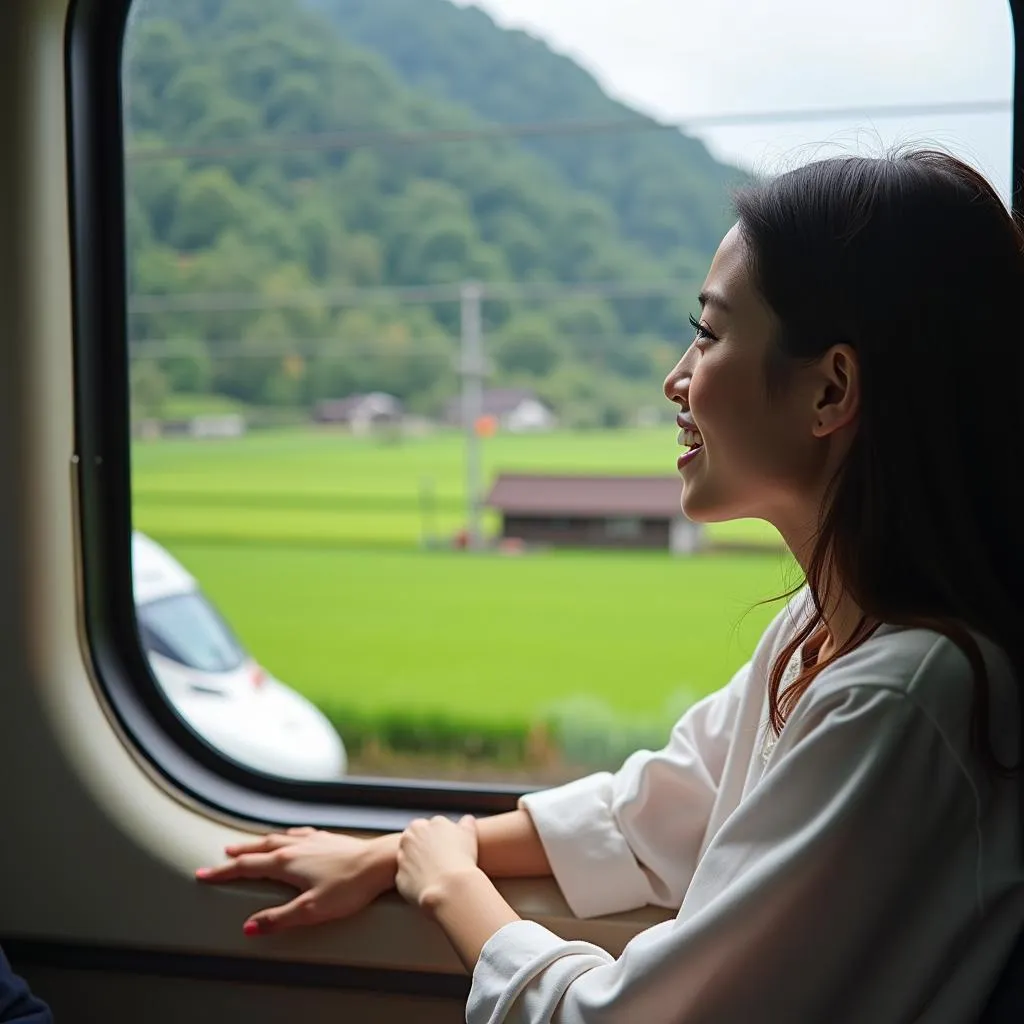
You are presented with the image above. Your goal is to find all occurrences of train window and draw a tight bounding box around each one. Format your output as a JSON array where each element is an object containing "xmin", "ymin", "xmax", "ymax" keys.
[
  {"xmin": 83, "ymin": 0, "xmax": 1013, "ymax": 814},
  {"xmin": 136, "ymin": 594, "xmax": 245, "ymax": 675}
]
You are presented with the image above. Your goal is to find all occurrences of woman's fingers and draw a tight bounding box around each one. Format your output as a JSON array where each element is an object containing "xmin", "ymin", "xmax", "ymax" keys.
[
  {"xmin": 197, "ymin": 830, "xmax": 387, "ymax": 934},
  {"xmin": 223, "ymin": 833, "xmax": 301, "ymax": 858},
  {"xmin": 195, "ymin": 851, "xmax": 288, "ymax": 883},
  {"xmin": 243, "ymin": 893, "xmax": 323, "ymax": 936}
]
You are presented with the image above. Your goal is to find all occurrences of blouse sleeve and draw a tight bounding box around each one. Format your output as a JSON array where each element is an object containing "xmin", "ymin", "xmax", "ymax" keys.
[
  {"xmin": 518, "ymin": 662, "xmax": 748, "ymax": 918},
  {"xmin": 469, "ymin": 673, "xmax": 978, "ymax": 1024}
]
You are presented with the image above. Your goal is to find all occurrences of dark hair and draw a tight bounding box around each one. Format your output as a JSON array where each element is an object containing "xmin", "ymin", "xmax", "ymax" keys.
[{"xmin": 733, "ymin": 150, "xmax": 1023, "ymax": 774}]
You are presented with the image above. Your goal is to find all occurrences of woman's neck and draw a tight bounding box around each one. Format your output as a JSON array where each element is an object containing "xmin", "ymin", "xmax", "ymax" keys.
[{"xmin": 779, "ymin": 517, "xmax": 867, "ymax": 664}]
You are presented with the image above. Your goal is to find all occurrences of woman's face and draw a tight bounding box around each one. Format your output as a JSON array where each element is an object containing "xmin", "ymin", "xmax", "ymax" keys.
[{"xmin": 663, "ymin": 224, "xmax": 846, "ymax": 537}]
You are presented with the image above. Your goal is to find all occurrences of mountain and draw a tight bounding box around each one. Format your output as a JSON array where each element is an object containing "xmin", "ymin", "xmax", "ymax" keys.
[
  {"xmin": 123, "ymin": 0, "xmax": 733, "ymax": 423},
  {"xmin": 308, "ymin": 0, "xmax": 744, "ymax": 261}
]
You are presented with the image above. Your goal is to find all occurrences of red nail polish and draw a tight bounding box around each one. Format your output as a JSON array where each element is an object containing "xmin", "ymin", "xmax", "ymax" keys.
[{"xmin": 243, "ymin": 921, "xmax": 261, "ymax": 936}]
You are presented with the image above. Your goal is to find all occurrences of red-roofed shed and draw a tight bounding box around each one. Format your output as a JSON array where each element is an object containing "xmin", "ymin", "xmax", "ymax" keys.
[{"xmin": 484, "ymin": 473, "xmax": 705, "ymax": 554}]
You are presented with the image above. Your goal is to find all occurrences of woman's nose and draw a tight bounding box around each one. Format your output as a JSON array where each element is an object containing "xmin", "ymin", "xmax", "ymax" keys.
[
  {"xmin": 663, "ymin": 360, "xmax": 691, "ymax": 404},
  {"xmin": 663, "ymin": 340, "xmax": 697, "ymax": 403}
]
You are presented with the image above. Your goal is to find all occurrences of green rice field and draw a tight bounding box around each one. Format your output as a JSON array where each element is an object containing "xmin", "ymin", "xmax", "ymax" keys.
[{"xmin": 132, "ymin": 427, "xmax": 798, "ymax": 770}]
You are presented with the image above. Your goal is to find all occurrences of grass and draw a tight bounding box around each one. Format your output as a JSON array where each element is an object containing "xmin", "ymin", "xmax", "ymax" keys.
[
  {"xmin": 131, "ymin": 426, "xmax": 797, "ymax": 767},
  {"xmin": 163, "ymin": 543, "xmax": 795, "ymax": 722},
  {"xmin": 132, "ymin": 427, "xmax": 785, "ymax": 549}
]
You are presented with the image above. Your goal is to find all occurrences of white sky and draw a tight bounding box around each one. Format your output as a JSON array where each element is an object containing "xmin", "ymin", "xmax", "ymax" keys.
[{"xmin": 452, "ymin": 0, "xmax": 1015, "ymax": 201}]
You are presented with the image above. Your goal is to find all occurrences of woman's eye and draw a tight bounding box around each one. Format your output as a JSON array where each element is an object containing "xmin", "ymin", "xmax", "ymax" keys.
[{"xmin": 688, "ymin": 313, "xmax": 717, "ymax": 344}]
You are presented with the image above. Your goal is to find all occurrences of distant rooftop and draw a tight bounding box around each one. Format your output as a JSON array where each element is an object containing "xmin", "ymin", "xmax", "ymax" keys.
[{"xmin": 445, "ymin": 388, "xmax": 550, "ymax": 420}]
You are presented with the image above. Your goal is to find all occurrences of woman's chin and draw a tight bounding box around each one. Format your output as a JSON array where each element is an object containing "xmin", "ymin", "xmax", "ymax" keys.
[
  {"xmin": 679, "ymin": 491, "xmax": 713, "ymax": 523},
  {"xmin": 680, "ymin": 487, "xmax": 734, "ymax": 525}
]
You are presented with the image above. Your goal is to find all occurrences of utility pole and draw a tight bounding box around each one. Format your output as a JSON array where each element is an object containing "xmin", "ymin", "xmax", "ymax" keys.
[
  {"xmin": 418, "ymin": 475, "xmax": 437, "ymax": 549},
  {"xmin": 459, "ymin": 281, "xmax": 485, "ymax": 551}
]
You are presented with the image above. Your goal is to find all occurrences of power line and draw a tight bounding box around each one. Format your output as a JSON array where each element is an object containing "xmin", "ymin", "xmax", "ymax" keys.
[
  {"xmin": 128, "ymin": 278, "xmax": 691, "ymax": 315},
  {"xmin": 124, "ymin": 98, "xmax": 1011, "ymax": 163},
  {"xmin": 128, "ymin": 338, "xmax": 455, "ymax": 357},
  {"xmin": 127, "ymin": 334, "xmax": 660, "ymax": 359},
  {"xmin": 130, "ymin": 282, "xmax": 467, "ymax": 314}
]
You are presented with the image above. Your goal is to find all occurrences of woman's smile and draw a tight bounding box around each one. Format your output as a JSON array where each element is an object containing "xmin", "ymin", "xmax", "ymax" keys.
[
  {"xmin": 677, "ymin": 444, "xmax": 705, "ymax": 471},
  {"xmin": 676, "ymin": 411, "xmax": 705, "ymax": 471}
]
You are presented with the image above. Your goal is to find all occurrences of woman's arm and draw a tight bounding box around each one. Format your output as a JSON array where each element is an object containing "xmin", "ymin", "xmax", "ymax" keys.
[
  {"xmin": 476, "ymin": 808, "xmax": 552, "ymax": 878},
  {"xmin": 356, "ymin": 807, "xmax": 552, "ymax": 883},
  {"xmin": 196, "ymin": 808, "xmax": 551, "ymax": 935},
  {"xmin": 198, "ymin": 641, "xmax": 756, "ymax": 935},
  {"xmin": 198, "ymin": 663, "xmax": 742, "ymax": 934},
  {"xmin": 200, "ymin": 588, "xmax": 791, "ymax": 936}
]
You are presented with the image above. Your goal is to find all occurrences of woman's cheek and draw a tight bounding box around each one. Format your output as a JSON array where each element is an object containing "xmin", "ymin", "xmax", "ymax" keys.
[{"xmin": 687, "ymin": 363, "xmax": 715, "ymax": 425}]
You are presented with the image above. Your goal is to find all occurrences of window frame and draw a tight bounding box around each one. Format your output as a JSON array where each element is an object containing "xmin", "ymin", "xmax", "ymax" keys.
[
  {"xmin": 66, "ymin": 0, "xmax": 524, "ymax": 827},
  {"xmin": 65, "ymin": 0, "xmax": 1024, "ymax": 830}
]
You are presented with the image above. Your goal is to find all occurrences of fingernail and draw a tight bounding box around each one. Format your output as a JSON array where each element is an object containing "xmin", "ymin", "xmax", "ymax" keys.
[
  {"xmin": 243, "ymin": 921, "xmax": 261, "ymax": 936},
  {"xmin": 195, "ymin": 868, "xmax": 210, "ymax": 878}
]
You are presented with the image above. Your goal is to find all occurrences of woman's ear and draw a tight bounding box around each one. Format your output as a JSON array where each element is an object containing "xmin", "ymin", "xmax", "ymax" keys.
[{"xmin": 811, "ymin": 343, "xmax": 859, "ymax": 438}]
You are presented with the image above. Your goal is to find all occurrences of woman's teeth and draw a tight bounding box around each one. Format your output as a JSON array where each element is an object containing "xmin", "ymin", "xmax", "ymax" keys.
[{"xmin": 679, "ymin": 427, "xmax": 704, "ymax": 449}]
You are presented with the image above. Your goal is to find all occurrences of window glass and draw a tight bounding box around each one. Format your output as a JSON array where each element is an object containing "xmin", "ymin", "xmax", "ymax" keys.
[
  {"xmin": 122, "ymin": 0, "xmax": 1012, "ymax": 784},
  {"xmin": 605, "ymin": 518, "xmax": 643, "ymax": 540},
  {"xmin": 138, "ymin": 593, "xmax": 246, "ymax": 674}
]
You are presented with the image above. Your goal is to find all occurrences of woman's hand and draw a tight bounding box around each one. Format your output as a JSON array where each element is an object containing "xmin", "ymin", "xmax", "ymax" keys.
[
  {"xmin": 396, "ymin": 815, "xmax": 521, "ymax": 971},
  {"xmin": 395, "ymin": 815, "xmax": 481, "ymax": 912},
  {"xmin": 195, "ymin": 827, "xmax": 399, "ymax": 936}
]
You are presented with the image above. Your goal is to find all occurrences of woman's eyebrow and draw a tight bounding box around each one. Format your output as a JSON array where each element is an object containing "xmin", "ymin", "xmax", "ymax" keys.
[{"xmin": 698, "ymin": 289, "xmax": 731, "ymax": 313}]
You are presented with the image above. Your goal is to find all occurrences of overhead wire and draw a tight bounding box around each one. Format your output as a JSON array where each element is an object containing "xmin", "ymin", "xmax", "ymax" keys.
[
  {"xmin": 124, "ymin": 99, "xmax": 1011, "ymax": 163},
  {"xmin": 127, "ymin": 335, "xmax": 657, "ymax": 359},
  {"xmin": 128, "ymin": 278, "xmax": 693, "ymax": 314},
  {"xmin": 125, "ymin": 96, "xmax": 1011, "ymax": 315}
]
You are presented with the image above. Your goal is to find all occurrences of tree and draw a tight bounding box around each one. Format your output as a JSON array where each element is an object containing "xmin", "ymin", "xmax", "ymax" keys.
[
  {"xmin": 159, "ymin": 336, "xmax": 213, "ymax": 394},
  {"xmin": 169, "ymin": 167, "xmax": 250, "ymax": 251},
  {"xmin": 125, "ymin": 157, "xmax": 188, "ymax": 242},
  {"xmin": 130, "ymin": 362, "xmax": 169, "ymax": 420},
  {"xmin": 494, "ymin": 314, "xmax": 563, "ymax": 377},
  {"xmin": 123, "ymin": 18, "xmax": 190, "ymax": 130}
]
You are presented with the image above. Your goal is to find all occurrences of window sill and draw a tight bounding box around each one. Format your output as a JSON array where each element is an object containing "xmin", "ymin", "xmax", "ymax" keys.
[{"xmin": 209, "ymin": 873, "xmax": 673, "ymax": 974}]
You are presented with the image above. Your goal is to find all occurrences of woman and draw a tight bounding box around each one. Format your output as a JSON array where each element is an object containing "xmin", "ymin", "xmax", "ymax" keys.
[{"xmin": 197, "ymin": 150, "xmax": 1024, "ymax": 1022}]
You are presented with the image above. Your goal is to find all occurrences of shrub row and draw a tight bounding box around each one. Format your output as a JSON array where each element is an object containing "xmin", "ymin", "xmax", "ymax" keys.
[{"xmin": 316, "ymin": 696, "xmax": 689, "ymax": 773}]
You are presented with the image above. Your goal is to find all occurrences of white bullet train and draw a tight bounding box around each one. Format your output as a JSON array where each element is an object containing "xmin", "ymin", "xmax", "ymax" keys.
[{"xmin": 132, "ymin": 531, "xmax": 346, "ymax": 780}]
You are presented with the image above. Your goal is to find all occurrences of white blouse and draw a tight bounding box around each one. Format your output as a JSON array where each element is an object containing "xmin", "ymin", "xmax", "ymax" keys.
[{"xmin": 468, "ymin": 592, "xmax": 1024, "ymax": 1023}]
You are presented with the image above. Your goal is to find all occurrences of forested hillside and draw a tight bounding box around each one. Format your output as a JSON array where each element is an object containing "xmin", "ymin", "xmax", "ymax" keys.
[
  {"xmin": 124, "ymin": 0, "xmax": 739, "ymax": 424},
  {"xmin": 308, "ymin": 0, "xmax": 743, "ymax": 258}
]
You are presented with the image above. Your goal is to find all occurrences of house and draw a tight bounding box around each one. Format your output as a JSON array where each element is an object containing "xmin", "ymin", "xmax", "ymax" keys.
[
  {"xmin": 139, "ymin": 414, "xmax": 247, "ymax": 440},
  {"xmin": 313, "ymin": 392, "xmax": 403, "ymax": 435},
  {"xmin": 445, "ymin": 388, "xmax": 557, "ymax": 433},
  {"xmin": 485, "ymin": 473, "xmax": 705, "ymax": 555}
]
